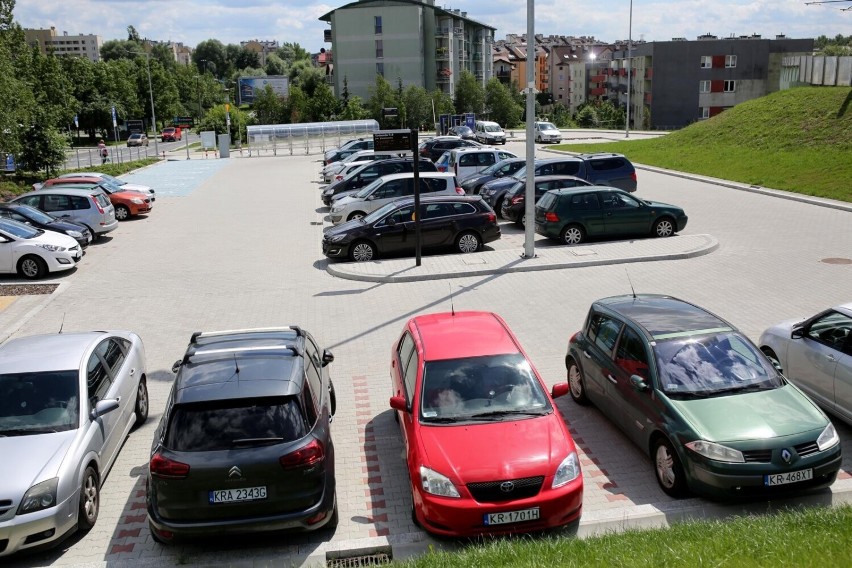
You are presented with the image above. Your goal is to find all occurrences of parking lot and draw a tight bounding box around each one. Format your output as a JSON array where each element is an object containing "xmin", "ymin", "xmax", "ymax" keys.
[{"xmin": 2, "ymin": 143, "xmax": 852, "ymax": 566}]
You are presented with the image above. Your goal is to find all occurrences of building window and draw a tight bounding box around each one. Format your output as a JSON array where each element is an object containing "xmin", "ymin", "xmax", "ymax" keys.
[
  {"xmin": 725, "ymin": 55, "xmax": 737, "ymax": 68},
  {"xmin": 699, "ymin": 80, "xmax": 711, "ymax": 93},
  {"xmin": 700, "ymin": 56, "xmax": 712, "ymax": 69},
  {"xmin": 376, "ymin": 40, "xmax": 383, "ymax": 58},
  {"xmin": 724, "ymin": 80, "xmax": 736, "ymax": 92},
  {"xmin": 376, "ymin": 62, "xmax": 384, "ymax": 76},
  {"xmin": 700, "ymin": 107, "xmax": 710, "ymax": 119},
  {"xmin": 375, "ymin": 16, "xmax": 382, "ymax": 34}
]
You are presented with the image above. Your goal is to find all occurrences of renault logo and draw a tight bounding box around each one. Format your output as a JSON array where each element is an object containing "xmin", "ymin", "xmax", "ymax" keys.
[
  {"xmin": 228, "ymin": 466, "xmax": 243, "ymax": 479},
  {"xmin": 781, "ymin": 449, "xmax": 792, "ymax": 464},
  {"xmin": 500, "ymin": 481, "xmax": 515, "ymax": 493}
]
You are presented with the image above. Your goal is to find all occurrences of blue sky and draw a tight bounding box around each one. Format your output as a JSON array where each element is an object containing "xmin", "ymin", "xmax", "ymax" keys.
[{"xmin": 14, "ymin": 0, "xmax": 849, "ymax": 53}]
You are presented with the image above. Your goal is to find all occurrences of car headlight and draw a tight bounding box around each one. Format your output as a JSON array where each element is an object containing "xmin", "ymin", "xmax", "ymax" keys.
[
  {"xmin": 17, "ymin": 478, "xmax": 58, "ymax": 514},
  {"xmin": 66, "ymin": 230, "xmax": 83, "ymax": 238},
  {"xmin": 817, "ymin": 423, "xmax": 839, "ymax": 451},
  {"xmin": 420, "ymin": 466, "xmax": 460, "ymax": 498},
  {"xmin": 38, "ymin": 244, "xmax": 66, "ymax": 252},
  {"xmin": 131, "ymin": 198, "xmax": 144, "ymax": 204},
  {"xmin": 328, "ymin": 234, "xmax": 347, "ymax": 243},
  {"xmin": 330, "ymin": 207, "xmax": 341, "ymax": 214},
  {"xmin": 685, "ymin": 440, "xmax": 744, "ymax": 463},
  {"xmin": 552, "ymin": 452, "xmax": 581, "ymax": 488}
]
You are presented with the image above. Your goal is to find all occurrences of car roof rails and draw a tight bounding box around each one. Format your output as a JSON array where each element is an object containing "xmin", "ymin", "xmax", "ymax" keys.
[
  {"xmin": 189, "ymin": 326, "xmax": 303, "ymax": 344},
  {"xmin": 182, "ymin": 344, "xmax": 299, "ymax": 365}
]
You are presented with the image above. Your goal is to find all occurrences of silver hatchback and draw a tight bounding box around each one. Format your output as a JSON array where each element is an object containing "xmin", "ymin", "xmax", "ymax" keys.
[
  {"xmin": 0, "ymin": 331, "xmax": 149, "ymax": 557},
  {"xmin": 11, "ymin": 188, "xmax": 118, "ymax": 239}
]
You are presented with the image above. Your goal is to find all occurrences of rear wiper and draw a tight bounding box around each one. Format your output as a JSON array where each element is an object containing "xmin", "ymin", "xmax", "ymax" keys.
[{"xmin": 231, "ymin": 437, "xmax": 284, "ymax": 445}]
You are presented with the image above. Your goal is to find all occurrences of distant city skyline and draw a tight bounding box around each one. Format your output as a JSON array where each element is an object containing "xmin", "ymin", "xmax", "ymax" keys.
[{"xmin": 14, "ymin": 0, "xmax": 848, "ymax": 54}]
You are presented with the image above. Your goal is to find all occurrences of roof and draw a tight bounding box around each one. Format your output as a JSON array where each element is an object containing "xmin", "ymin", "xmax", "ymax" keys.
[
  {"xmin": 0, "ymin": 332, "xmax": 109, "ymax": 373},
  {"xmin": 319, "ymin": 1, "xmax": 496, "ymax": 31},
  {"xmin": 596, "ymin": 295, "xmax": 733, "ymax": 341},
  {"xmin": 411, "ymin": 311, "xmax": 519, "ymax": 361}
]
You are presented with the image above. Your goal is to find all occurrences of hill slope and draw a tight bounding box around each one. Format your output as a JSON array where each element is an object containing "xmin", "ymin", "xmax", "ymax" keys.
[{"xmin": 562, "ymin": 86, "xmax": 852, "ymax": 201}]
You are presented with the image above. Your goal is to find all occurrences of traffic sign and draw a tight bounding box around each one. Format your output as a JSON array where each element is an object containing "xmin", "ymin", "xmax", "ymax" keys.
[{"xmin": 173, "ymin": 116, "xmax": 194, "ymax": 128}]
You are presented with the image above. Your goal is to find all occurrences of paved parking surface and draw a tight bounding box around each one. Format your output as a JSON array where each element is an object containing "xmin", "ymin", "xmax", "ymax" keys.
[{"xmin": 2, "ymin": 147, "xmax": 851, "ymax": 567}]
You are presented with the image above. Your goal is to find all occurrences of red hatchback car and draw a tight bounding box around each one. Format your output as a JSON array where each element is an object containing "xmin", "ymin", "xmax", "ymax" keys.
[{"xmin": 389, "ymin": 311, "xmax": 583, "ymax": 536}]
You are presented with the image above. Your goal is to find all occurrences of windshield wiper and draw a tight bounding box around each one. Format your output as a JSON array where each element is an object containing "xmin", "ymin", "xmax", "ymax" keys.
[
  {"xmin": 469, "ymin": 409, "xmax": 547, "ymax": 420},
  {"xmin": 423, "ymin": 416, "xmax": 460, "ymax": 423},
  {"xmin": 710, "ymin": 384, "xmax": 769, "ymax": 396},
  {"xmin": 664, "ymin": 390, "xmax": 712, "ymax": 399},
  {"xmin": 0, "ymin": 428, "xmax": 57, "ymax": 436}
]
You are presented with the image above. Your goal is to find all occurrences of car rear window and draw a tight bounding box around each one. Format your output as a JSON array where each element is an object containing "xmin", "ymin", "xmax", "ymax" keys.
[
  {"xmin": 165, "ymin": 397, "xmax": 308, "ymax": 451},
  {"xmin": 537, "ymin": 192, "xmax": 557, "ymax": 210},
  {"xmin": 94, "ymin": 194, "xmax": 111, "ymax": 208},
  {"xmin": 421, "ymin": 177, "xmax": 450, "ymax": 193},
  {"xmin": 589, "ymin": 158, "xmax": 627, "ymax": 171}
]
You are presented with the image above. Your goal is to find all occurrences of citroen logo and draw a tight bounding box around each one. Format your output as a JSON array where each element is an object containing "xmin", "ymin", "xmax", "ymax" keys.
[
  {"xmin": 228, "ymin": 466, "xmax": 243, "ymax": 479},
  {"xmin": 781, "ymin": 449, "xmax": 792, "ymax": 464},
  {"xmin": 499, "ymin": 481, "xmax": 515, "ymax": 493}
]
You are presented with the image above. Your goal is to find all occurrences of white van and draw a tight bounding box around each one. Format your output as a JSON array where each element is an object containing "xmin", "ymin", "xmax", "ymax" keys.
[
  {"xmin": 474, "ymin": 121, "xmax": 507, "ymax": 145},
  {"xmin": 444, "ymin": 147, "xmax": 518, "ymax": 182}
]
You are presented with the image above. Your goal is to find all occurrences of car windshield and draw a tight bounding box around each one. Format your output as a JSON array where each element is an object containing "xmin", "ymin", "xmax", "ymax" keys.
[
  {"xmin": 16, "ymin": 205, "xmax": 55, "ymax": 224},
  {"xmin": 0, "ymin": 371, "xmax": 80, "ymax": 434},
  {"xmin": 129, "ymin": 134, "xmax": 141, "ymax": 139},
  {"xmin": 164, "ymin": 397, "xmax": 308, "ymax": 451},
  {"xmin": 655, "ymin": 332, "xmax": 784, "ymax": 397},
  {"xmin": 363, "ymin": 201, "xmax": 401, "ymax": 224},
  {"xmin": 354, "ymin": 177, "xmax": 383, "ymax": 198},
  {"xmin": 419, "ymin": 353, "xmax": 551, "ymax": 423},
  {"xmin": 0, "ymin": 218, "xmax": 41, "ymax": 239},
  {"xmin": 485, "ymin": 125, "xmax": 502, "ymax": 132},
  {"xmin": 539, "ymin": 123, "xmax": 558, "ymax": 131}
]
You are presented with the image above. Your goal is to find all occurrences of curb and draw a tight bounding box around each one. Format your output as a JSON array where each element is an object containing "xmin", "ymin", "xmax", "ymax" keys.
[{"xmin": 0, "ymin": 281, "xmax": 71, "ymax": 345}]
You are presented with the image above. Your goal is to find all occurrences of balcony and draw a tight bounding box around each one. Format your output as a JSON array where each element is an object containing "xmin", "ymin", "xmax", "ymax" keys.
[
  {"xmin": 436, "ymin": 48, "xmax": 449, "ymax": 60},
  {"xmin": 645, "ymin": 67, "xmax": 653, "ymax": 79},
  {"xmin": 590, "ymin": 87, "xmax": 606, "ymax": 96},
  {"xmin": 644, "ymin": 93, "xmax": 652, "ymax": 104},
  {"xmin": 436, "ymin": 28, "xmax": 450, "ymax": 37}
]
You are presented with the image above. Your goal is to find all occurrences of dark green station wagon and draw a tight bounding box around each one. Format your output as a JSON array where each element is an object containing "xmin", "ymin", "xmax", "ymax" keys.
[
  {"xmin": 566, "ymin": 295, "xmax": 841, "ymax": 499},
  {"xmin": 534, "ymin": 187, "xmax": 688, "ymax": 245}
]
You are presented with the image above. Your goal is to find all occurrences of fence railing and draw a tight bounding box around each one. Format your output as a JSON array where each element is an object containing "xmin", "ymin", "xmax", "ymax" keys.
[{"xmin": 64, "ymin": 146, "xmax": 160, "ymax": 170}]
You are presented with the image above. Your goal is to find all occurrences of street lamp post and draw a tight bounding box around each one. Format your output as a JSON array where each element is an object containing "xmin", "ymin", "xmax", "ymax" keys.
[
  {"xmin": 625, "ymin": 0, "xmax": 633, "ymax": 138},
  {"xmin": 196, "ymin": 75, "xmax": 202, "ymax": 119},
  {"xmin": 130, "ymin": 50, "xmax": 159, "ymax": 156}
]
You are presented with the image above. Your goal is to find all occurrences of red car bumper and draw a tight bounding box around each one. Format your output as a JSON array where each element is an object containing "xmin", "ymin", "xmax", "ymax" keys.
[{"xmin": 413, "ymin": 476, "xmax": 583, "ymax": 537}]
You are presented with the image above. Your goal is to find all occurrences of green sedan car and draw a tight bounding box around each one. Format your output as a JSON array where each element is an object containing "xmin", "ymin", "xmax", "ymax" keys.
[
  {"xmin": 566, "ymin": 294, "xmax": 841, "ymax": 499},
  {"xmin": 534, "ymin": 186, "xmax": 688, "ymax": 245}
]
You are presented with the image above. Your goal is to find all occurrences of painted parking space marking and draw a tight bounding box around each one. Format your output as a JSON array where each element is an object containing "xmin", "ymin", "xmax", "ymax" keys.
[{"xmin": 120, "ymin": 159, "xmax": 229, "ymax": 197}]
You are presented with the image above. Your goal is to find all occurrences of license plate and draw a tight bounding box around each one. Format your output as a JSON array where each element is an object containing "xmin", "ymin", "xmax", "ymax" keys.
[
  {"xmin": 484, "ymin": 507, "xmax": 540, "ymax": 526},
  {"xmin": 209, "ymin": 486, "xmax": 267, "ymax": 504},
  {"xmin": 765, "ymin": 469, "xmax": 813, "ymax": 486}
]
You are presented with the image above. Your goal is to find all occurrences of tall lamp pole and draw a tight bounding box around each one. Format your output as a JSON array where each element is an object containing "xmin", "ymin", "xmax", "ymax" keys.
[
  {"xmin": 625, "ymin": 0, "xmax": 633, "ymax": 138},
  {"xmin": 130, "ymin": 51, "xmax": 160, "ymax": 156},
  {"xmin": 522, "ymin": 0, "xmax": 535, "ymax": 259}
]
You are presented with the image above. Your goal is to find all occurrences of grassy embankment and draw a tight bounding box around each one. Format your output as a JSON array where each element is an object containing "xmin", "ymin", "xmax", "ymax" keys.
[{"xmin": 556, "ymin": 86, "xmax": 852, "ymax": 202}]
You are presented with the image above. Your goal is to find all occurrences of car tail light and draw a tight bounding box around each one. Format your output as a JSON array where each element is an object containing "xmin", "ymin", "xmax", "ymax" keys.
[
  {"xmin": 631, "ymin": 172, "xmax": 637, "ymax": 182},
  {"xmin": 510, "ymin": 196, "xmax": 523, "ymax": 205},
  {"xmin": 280, "ymin": 439, "xmax": 324, "ymax": 469},
  {"xmin": 545, "ymin": 212, "xmax": 560, "ymax": 222},
  {"xmin": 335, "ymin": 174, "xmax": 343, "ymax": 181},
  {"xmin": 455, "ymin": 186, "xmax": 464, "ymax": 195},
  {"xmin": 91, "ymin": 196, "xmax": 105, "ymax": 214},
  {"xmin": 486, "ymin": 212, "xmax": 496, "ymax": 223},
  {"xmin": 569, "ymin": 331, "xmax": 579, "ymax": 345},
  {"xmin": 305, "ymin": 511, "xmax": 328, "ymax": 525},
  {"xmin": 150, "ymin": 454, "xmax": 190, "ymax": 479}
]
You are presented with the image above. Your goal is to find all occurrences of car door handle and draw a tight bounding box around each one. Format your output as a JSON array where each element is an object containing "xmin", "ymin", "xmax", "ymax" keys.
[
  {"xmin": 827, "ymin": 354, "xmax": 836, "ymax": 362},
  {"xmin": 129, "ymin": 368, "xmax": 135, "ymax": 376},
  {"xmin": 583, "ymin": 350, "xmax": 591, "ymax": 359},
  {"xmin": 607, "ymin": 374, "xmax": 617, "ymax": 384}
]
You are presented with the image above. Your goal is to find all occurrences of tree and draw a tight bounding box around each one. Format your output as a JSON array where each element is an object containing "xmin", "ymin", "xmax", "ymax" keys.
[
  {"xmin": 0, "ymin": 1, "xmax": 35, "ymax": 156},
  {"xmin": 265, "ymin": 53, "xmax": 288, "ymax": 76},
  {"xmin": 235, "ymin": 48, "xmax": 260, "ymax": 71},
  {"xmin": 550, "ymin": 102, "xmax": 574, "ymax": 128},
  {"xmin": 484, "ymin": 78, "xmax": 522, "ymax": 128},
  {"xmin": 193, "ymin": 39, "xmax": 227, "ymax": 79},
  {"xmin": 339, "ymin": 95, "xmax": 366, "ymax": 120},
  {"xmin": 127, "ymin": 25, "xmax": 140, "ymax": 42},
  {"xmin": 453, "ymin": 70, "xmax": 485, "ymax": 114},
  {"xmin": 286, "ymin": 85, "xmax": 309, "ymax": 123},
  {"xmin": 196, "ymin": 104, "xmax": 251, "ymax": 144},
  {"xmin": 252, "ymin": 84, "xmax": 287, "ymax": 124},
  {"xmin": 576, "ymin": 105, "xmax": 598, "ymax": 128},
  {"xmin": 366, "ymin": 75, "xmax": 398, "ymax": 126},
  {"xmin": 401, "ymin": 85, "xmax": 432, "ymax": 130},
  {"xmin": 277, "ymin": 42, "xmax": 310, "ymax": 64},
  {"xmin": 19, "ymin": 110, "xmax": 67, "ymax": 175},
  {"xmin": 308, "ymin": 82, "xmax": 339, "ymax": 122},
  {"xmin": 100, "ymin": 39, "xmax": 144, "ymax": 61}
]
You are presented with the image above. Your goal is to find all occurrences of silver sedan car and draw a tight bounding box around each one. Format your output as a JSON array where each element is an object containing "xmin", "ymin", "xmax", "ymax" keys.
[
  {"xmin": 0, "ymin": 331, "xmax": 148, "ymax": 557},
  {"xmin": 759, "ymin": 303, "xmax": 852, "ymax": 426}
]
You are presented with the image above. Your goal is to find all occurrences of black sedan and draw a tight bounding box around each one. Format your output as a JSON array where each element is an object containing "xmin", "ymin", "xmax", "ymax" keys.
[
  {"xmin": 0, "ymin": 202, "xmax": 93, "ymax": 248},
  {"xmin": 460, "ymin": 158, "xmax": 526, "ymax": 194},
  {"xmin": 448, "ymin": 125, "xmax": 476, "ymax": 140},
  {"xmin": 500, "ymin": 176, "xmax": 592, "ymax": 225},
  {"xmin": 323, "ymin": 196, "xmax": 500, "ymax": 262}
]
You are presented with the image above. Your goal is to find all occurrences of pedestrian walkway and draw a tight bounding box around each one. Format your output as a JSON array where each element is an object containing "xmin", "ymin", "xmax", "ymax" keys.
[{"xmin": 326, "ymin": 234, "xmax": 719, "ymax": 282}]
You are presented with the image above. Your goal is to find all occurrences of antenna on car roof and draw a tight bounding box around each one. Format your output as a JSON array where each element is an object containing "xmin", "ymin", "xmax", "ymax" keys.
[
  {"xmin": 233, "ymin": 352, "xmax": 240, "ymax": 377},
  {"xmin": 625, "ymin": 268, "xmax": 637, "ymax": 300},
  {"xmin": 449, "ymin": 283, "xmax": 455, "ymax": 316},
  {"xmin": 58, "ymin": 312, "xmax": 65, "ymax": 334}
]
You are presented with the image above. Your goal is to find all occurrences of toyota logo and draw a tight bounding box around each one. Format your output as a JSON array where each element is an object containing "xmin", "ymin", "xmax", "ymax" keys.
[
  {"xmin": 499, "ymin": 481, "xmax": 515, "ymax": 493},
  {"xmin": 781, "ymin": 449, "xmax": 792, "ymax": 464},
  {"xmin": 228, "ymin": 466, "xmax": 243, "ymax": 479}
]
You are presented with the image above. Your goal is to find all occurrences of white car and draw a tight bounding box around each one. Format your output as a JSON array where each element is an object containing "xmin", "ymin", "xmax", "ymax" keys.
[
  {"xmin": 534, "ymin": 121, "xmax": 563, "ymax": 143},
  {"xmin": 321, "ymin": 151, "xmax": 398, "ymax": 183},
  {"xmin": 54, "ymin": 172, "xmax": 156, "ymax": 202},
  {"xmin": 0, "ymin": 330, "xmax": 148, "ymax": 557},
  {"xmin": 0, "ymin": 218, "xmax": 82, "ymax": 279},
  {"xmin": 329, "ymin": 172, "xmax": 462, "ymax": 224}
]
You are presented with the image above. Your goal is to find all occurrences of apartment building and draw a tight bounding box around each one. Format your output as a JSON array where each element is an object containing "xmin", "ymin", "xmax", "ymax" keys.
[
  {"xmin": 319, "ymin": 0, "xmax": 495, "ymax": 99},
  {"xmin": 610, "ymin": 34, "xmax": 814, "ymax": 129},
  {"xmin": 24, "ymin": 27, "xmax": 102, "ymax": 62}
]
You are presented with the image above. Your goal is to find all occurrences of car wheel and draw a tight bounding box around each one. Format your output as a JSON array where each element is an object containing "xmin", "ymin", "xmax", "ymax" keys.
[
  {"xmin": 566, "ymin": 357, "xmax": 589, "ymax": 405},
  {"xmin": 328, "ymin": 379, "xmax": 337, "ymax": 415},
  {"xmin": 115, "ymin": 205, "xmax": 130, "ymax": 221},
  {"xmin": 761, "ymin": 347, "xmax": 783, "ymax": 374},
  {"xmin": 17, "ymin": 255, "xmax": 47, "ymax": 280},
  {"xmin": 653, "ymin": 437, "xmax": 689, "ymax": 498},
  {"xmin": 347, "ymin": 211, "xmax": 366, "ymax": 222},
  {"xmin": 349, "ymin": 240, "xmax": 377, "ymax": 262},
  {"xmin": 135, "ymin": 378, "xmax": 149, "ymax": 425},
  {"xmin": 560, "ymin": 224, "xmax": 585, "ymax": 245},
  {"xmin": 78, "ymin": 466, "xmax": 100, "ymax": 530},
  {"xmin": 456, "ymin": 231, "xmax": 481, "ymax": 254},
  {"xmin": 652, "ymin": 217, "xmax": 675, "ymax": 238}
]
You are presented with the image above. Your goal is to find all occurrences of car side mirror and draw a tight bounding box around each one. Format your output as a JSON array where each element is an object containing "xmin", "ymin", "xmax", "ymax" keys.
[
  {"xmin": 322, "ymin": 349, "xmax": 334, "ymax": 367},
  {"xmin": 791, "ymin": 326, "xmax": 804, "ymax": 339},
  {"xmin": 629, "ymin": 375, "xmax": 649, "ymax": 392},
  {"xmin": 551, "ymin": 383, "xmax": 570, "ymax": 399},
  {"xmin": 171, "ymin": 360, "xmax": 182, "ymax": 373},
  {"xmin": 386, "ymin": 217, "xmax": 396, "ymax": 226},
  {"xmin": 91, "ymin": 398, "xmax": 120, "ymax": 420},
  {"xmin": 389, "ymin": 396, "xmax": 408, "ymax": 413}
]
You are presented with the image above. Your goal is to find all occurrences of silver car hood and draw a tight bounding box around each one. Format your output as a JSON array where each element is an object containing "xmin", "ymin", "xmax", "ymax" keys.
[
  {"xmin": 119, "ymin": 183, "xmax": 152, "ymax": 193},
  {"xmin": 0, "ymin": 430, "xmax": 76, "ymax": 497}
]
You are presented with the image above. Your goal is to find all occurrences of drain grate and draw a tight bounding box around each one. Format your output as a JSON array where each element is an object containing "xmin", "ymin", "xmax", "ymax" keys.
[{"xmin": 326, "ymin": 553, "xmax": 391, "ymax": 568}]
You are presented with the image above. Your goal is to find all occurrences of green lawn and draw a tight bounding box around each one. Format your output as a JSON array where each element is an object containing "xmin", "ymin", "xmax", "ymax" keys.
[
  {"xmin": 398, "ymin": 505, "xmax": 852, "ymax": 567},
  {"xmin": 555, "ymin": 86, "xmax": 852, "ymax": 202}
]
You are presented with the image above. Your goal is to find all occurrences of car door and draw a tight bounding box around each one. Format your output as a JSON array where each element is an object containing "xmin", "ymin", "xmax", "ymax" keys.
[
  {"xmin": 562, "ymin": 191, "xmax": 606, "ymax": 235},
  {"xmin": 0, "ymin": 228, "xmax": 15, "ymax": 273},
  {"xmin": 786, "ymin": 311, "xmax": 852, "ymax": 413},
  {"xmin": 372, "ymin": 204, "xmax": 415, "ymax": 255},
  {"xmin": 100, "ymin": 337, "xmax": 138, "ymax": 435},
  {"xmin": 86, "ymin": 342, "xmax": 123, "ymax": 467},
  {"xmin": 369, "ymin": 178, "xmax": 411, "ymax": 212},
  {"xmin": 419, "ymin": 202, "xmax": 456, "ymax": 248},
  {"xmin": 579, "ymin": 311, "xmax": 624, "ymax": 416},
  {"xmin": 601, "ymin": 191, "xmax": 653, "ymax": 236},
  {"xmin": 392, "ymin": 332, "xmax": 419, "ymax": 461},
  {"xmin": 833, "ymin": 336, "xmax": 852, "ymax": 424},
  {"xmin": 609, "ymin": 326, "xmax": 658, "ymax": 447}
]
